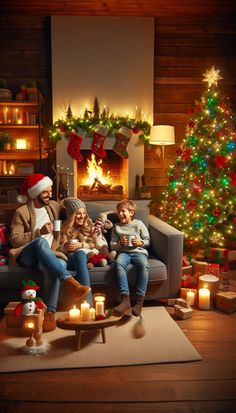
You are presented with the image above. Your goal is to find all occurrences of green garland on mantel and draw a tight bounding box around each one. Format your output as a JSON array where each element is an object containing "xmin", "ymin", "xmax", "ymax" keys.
[{"xmin": 48, "ymin": 113, "xmax": 151, "ymax": 144}]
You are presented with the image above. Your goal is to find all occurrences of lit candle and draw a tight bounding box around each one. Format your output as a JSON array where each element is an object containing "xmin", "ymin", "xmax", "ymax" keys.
[
  {"xmin": 80, "ymin": 301, "xmax": 90, "ymax": 321},
  {"xmin": 94, "ymin": 295, "xmax": 105, "ymax": 316},
  {"xmin": 69, "ymin": 305, "xmax": 80, "ymax": 320},
  {"xmin": 3, "ymin": 107, "xmax": 8, "ymax": 123},
  {"xmin": 198, "ymin": 274, "xmax": 220, "ymax": 306},
  {"xmin": 186, "ymin": 290, "xmax": 195, "ymax": 307},
  {"xmin": 17, "ymin": 118, "xmax": 22, "ymax": 125},
  {"xmin": 13, "ymin": 108, "xmax": 18, "ymax": 124},
  {"xmin": 198, "ymin": 288, "xmax": 210, "ymax": 310},
  {"xmin": 26, "ymin": 322, "xmax": 35, "ymax": 330},
  {"xmin": 89, "ymin": 308, "xmax": 96, "ymax": 321}
]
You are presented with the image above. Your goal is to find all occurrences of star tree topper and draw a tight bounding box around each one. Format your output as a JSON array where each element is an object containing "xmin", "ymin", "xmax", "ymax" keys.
[{"xmin": 202, "ymin": 66, "xmax": 223, "ymax": 87}]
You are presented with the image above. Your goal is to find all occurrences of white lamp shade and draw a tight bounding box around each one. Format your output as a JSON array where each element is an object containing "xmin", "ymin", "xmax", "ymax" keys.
[{"xmin": 149, "ymin": 125, "xmax": 175, "ymax": 145}]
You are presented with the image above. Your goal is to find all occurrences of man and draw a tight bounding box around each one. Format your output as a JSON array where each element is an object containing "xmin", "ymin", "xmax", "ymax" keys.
[{"xmin": 9, "ymin": 173, "xmax": 90, "ymax": 332}]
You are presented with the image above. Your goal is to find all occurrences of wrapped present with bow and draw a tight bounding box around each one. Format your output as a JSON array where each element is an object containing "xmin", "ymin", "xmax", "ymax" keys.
[{"xmin": 205, "ymin": 248, "xmax": 229, "ymax": 272}]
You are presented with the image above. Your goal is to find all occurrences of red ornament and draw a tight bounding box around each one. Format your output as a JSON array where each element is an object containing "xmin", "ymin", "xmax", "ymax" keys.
[
  {"xmin": 195, "ymin": 104, "xmax": 201, "ymax": 113},
  {"xmin": 133, "ymin": 127, "xmax": 139, "ymax": 134},
  {"xmin": 60, "ymin": 125, "xmax": 67, "ymax": 132},
  {"xmin": 233, "ymin": 217, "xmax": 236, "ymax": 224},
  {"xmin": 182, "ymin": 148, "xmax": 191, "ymax": 161},
  {"xmin": 213, "ymin": 208, "xmax": 221, "ymax": 216},
  {"xmin": 229, "ymin": 173, "xmax": 236, "ymax": 186},
  {"xmin": 214, "ymin": 155, "xmax": 228, "ymax": 168},
  {"xmin": 187, "ymin": 239, "xmax": 196, "ymax": 247},
  {"xmin": 187, "ymin": 200, "xmax": 197, "ymax": 209},
  {"xmin": 188, "ymin": 121, "xmax": 195, "ymax": 128},
  {"xmin": 176, "ymin": 148, "xmax": 182, "ymax": 156}
]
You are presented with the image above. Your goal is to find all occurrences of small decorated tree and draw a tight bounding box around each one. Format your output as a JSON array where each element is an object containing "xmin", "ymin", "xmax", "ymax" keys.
[{"xmin": 155, "ymin": 67, "xmax": 236, "ymax": 252}]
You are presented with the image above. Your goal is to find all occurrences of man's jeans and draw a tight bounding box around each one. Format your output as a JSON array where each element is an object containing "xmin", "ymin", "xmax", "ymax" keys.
[
  {"xmin": 17, "ymin": 238, "xmax": 71, "ymax": 312},
  {"xmin": 115, "ymin": 252, "xmax": 150, "ymax": 296}
]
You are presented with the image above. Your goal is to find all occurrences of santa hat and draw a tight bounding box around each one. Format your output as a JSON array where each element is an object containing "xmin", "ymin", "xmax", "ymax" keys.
[
  {"xmin": 21, "ymin": 280, "xmax": 40, "ymax": 293},
  {"xmin": 17, "ymin": 173, "xmax": 53, "ymax": 203}
]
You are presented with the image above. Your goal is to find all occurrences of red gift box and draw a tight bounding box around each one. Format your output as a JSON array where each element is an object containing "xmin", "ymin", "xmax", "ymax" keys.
[
  {"xmin": 207, "ymin": 263, "xmax": 220, "ymax": 277},
  {"xmin": 210, "ymin": 248, "xmax": 229, "ymax": 272},
  {"xmin": 181, "ymin": 274, "xmax": 191, "ymax": 288}
]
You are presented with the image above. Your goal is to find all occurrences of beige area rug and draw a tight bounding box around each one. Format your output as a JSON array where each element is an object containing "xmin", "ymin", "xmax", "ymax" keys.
[{"xmin": 0, "ymin": 307, "xmax": 201, "ymax": 373}]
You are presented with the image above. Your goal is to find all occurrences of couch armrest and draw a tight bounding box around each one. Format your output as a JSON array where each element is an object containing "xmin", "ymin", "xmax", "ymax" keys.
[{"xmin": 148, "ymin": 215, "xmax": 183, "ymax": 297}]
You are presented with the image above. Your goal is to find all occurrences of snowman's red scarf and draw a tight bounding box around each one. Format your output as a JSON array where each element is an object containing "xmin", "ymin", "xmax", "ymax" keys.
[{"xmin": 14, "ymin": 298, "xmax": 45, "ymax": 317}]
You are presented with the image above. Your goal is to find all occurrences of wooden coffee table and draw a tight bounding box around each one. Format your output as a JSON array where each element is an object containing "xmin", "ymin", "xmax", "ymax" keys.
[{"xmin": 56, "ymin": 313, "xmax": 125, "ymax": 350}]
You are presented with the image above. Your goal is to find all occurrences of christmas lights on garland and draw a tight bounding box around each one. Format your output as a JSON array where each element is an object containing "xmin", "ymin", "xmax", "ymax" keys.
[
  {"xmin": 154, "ymin": 67, "xmax": 236, "ymax": 251},
  {"xmin": 48, "ymin": 98, "xmax": 151, "ymax": 145}
]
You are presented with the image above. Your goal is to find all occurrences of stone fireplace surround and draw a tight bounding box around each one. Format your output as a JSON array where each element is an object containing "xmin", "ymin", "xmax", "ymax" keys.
[{"xmin": 56, "ymin": 134, "xmax": 144, "ymax": 201}]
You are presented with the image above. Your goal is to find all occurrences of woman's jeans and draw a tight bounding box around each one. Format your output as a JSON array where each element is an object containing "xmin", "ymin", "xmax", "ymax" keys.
[
  {"xmin": 67, "ymin": 250, "xmax": 93, "ymax": 305},
  {"xmin": 115, "ymin": 252, "xmax": 150, "ymax": 297},
  {"xmin": 17, "ymin": 238, "xmax": 72, "ymax": 312}
]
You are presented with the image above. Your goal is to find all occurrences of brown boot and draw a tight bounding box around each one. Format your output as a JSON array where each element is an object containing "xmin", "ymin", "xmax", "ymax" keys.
[
  {"xmin": 132, "ymin": 295, "xmax": 145, "ymax": 317},
  {"xmin": 114, "ymin": 294, "xmax": 131, "ymax": 315},
  {"xmin": 64, "ymin": 276, "xmax": 91, "ymax": 301},
  {"xmin": 42, "ymin": 311, "xmax": 56, "ymax": 332}
]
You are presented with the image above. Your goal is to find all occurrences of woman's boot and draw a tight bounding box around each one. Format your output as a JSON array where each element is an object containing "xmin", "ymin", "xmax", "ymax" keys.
[
  {"xmin": 63, "ymin": 276, "xmax": 91, "ymax": 300},
  {"xmin": 114, "ymin": 294, "xmax": 131, "ymax": 315},
  {"xmin": 132, "ymin": 295, "xmax": 145, "ymax": 317}
]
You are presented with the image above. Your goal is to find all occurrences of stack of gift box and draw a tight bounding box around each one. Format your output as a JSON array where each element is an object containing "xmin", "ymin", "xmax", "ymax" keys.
[{"xmin": 179, "ymin": 247, "xmax": 236, "ymax": 315}]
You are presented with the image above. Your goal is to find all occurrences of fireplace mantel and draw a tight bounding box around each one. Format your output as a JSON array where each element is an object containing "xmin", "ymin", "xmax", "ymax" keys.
[{"xmin": 56, "ymin": 134, "xmax": 144, "ymax": 199}]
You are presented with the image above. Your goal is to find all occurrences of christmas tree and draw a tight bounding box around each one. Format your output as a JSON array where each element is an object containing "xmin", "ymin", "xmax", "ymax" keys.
[{"xmin": 157, "ymin": 67, "xmax": 236, "ymax": 251}]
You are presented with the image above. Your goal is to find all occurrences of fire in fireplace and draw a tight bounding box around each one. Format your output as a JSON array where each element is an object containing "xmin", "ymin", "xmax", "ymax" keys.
[
  {"xmin": 77, "ymin": 151, "xmax": 128, "ymax": 200},
  {"xmin": 56, "ymin": 135, "xmax": 144, "ymax": 200}
]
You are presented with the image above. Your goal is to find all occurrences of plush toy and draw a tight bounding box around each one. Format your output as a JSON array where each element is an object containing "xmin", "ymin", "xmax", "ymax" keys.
[
  {"xmin": 14, "ymin": 280, "xmax": 46, "ymax": 317},
  {"xmin": 88, "ymin": 212, "xmax": 116, "ymax": 268},
  {"xmin": 87, "ymin": 245, "xmax": 116, "ymax": 269}
]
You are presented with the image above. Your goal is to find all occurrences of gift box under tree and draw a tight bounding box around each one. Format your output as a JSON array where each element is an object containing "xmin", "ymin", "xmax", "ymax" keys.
[{"xmin": 204, "ymin": 248, "xmax": 229, "ymax": 272}]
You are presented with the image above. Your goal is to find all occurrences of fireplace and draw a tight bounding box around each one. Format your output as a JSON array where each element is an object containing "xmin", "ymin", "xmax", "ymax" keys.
[{"xmin": 56, "ymin": 135, "xmax": 144, "ymax": 200}]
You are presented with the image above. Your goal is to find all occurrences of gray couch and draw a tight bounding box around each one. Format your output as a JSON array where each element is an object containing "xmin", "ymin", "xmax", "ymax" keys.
[{"xmin": 0, "ymin": 201, "xmax": 183, "ymax": 310}]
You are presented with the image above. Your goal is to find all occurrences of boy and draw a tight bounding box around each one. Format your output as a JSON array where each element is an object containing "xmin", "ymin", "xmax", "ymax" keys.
[{"xmin": 110, "ymin": 199, "xmax": 150, "ymax": 316}]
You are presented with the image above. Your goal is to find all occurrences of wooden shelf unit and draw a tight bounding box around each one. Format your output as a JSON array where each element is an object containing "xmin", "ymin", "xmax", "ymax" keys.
[{"xmin": 0, "ymin": 93, "xmax": 48, "ymax": 203}]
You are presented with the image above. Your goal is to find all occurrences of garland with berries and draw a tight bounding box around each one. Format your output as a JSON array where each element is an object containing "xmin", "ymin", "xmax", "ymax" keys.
[{"xmin": 48, "ymin": 102, "xmax": 151, "ymax": 145}]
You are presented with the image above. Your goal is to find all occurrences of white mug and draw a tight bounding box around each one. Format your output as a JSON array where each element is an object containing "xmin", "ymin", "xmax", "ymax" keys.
[
  {"xmin": 53, "ymin": 220, "xmax": 62, "ymax": 231},
  {"xmin": 127, "ymin": 235, "xmax": 135, "ymax": 247},
  {"xmin": 69, "ymin": 238, "xmax": 79, "ymax": 244}
]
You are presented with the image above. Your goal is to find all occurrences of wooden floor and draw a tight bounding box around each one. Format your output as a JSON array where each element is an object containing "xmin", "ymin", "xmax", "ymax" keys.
[{"xmin": 0, "ymin": 305, "xmax": 236, "ymax": 413}]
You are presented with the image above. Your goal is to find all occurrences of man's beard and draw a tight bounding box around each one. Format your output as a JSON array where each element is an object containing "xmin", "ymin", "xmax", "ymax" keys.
[{"xmin": 37, "ymin": 194, "xmax": 51, "ymax": 206}]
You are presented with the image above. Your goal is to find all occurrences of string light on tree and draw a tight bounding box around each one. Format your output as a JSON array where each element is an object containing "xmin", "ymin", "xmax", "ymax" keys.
[{"xmin": 153, "ymin": 67, "xmax": 236, "ymax": 251}]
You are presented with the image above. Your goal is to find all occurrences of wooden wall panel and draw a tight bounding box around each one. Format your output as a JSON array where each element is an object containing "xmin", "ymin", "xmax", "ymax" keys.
[
  {"xmin": 0, "ymin": 13, "xmax": 235, "ymax": 203},
  {"xmin": 148, "ymin": 17, "xmax": 236, "ymax": 202}
]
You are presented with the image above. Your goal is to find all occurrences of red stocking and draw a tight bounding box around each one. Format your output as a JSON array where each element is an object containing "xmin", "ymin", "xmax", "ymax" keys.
[
  {"xmin": 67, "ymin": 131, "xmax": 83, "ymax": 162},
  {"xmin": 91, "ymin": 125, "xmax": 108, "ymax": 158}
]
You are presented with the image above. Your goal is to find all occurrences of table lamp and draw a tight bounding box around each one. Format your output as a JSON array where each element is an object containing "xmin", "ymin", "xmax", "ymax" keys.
[{"xmin": 149, "ymin": 125, "xmax": 175, "ymax": 182}]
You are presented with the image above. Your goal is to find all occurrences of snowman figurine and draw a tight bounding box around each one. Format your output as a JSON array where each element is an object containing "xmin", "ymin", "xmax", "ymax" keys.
[{"xmin": 14, "ymin": 280, "xmax": 45, "ymax": 317}]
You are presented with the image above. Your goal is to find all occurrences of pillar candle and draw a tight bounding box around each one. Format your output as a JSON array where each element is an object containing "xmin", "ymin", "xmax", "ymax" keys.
[
  {"xmin": 198, "ymin": 288, "xmax": 210, "ymax": 310},
  {"xmin": 186, "ymin": 290, "xmax": 195, "ymax": 307},
  {"xmin": 89, "ymin": 308, "xmax": 96, "ymax": 320},
  {"xmin": 95, "ymin": 301, "xmax": 104, "ymax": 316},
  {"xmin": 69, "ymin": 306, "xmax": 80, "ymax": 321},
  {"xmin": 198, "ymin": 274, "xmax": 219, "ymax": 306},
  {"xmin": 94, "ymin": 295, "xmax": 105, "ymax": 316},
  {"xmin": 81, "ymin": 301, "xmax": 90, "ymax": 321}
]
